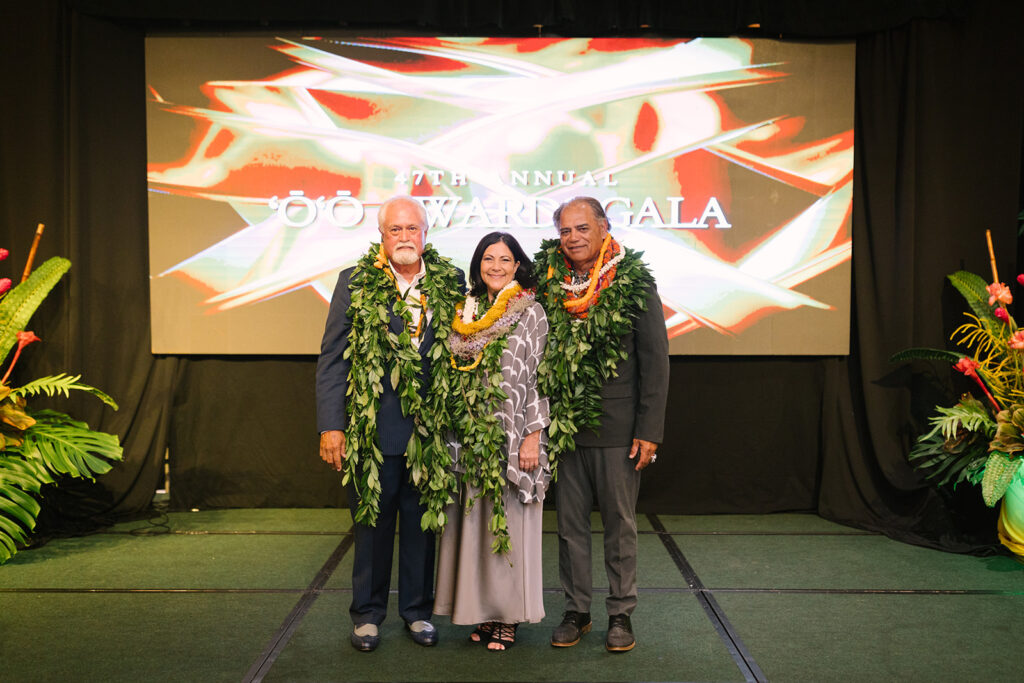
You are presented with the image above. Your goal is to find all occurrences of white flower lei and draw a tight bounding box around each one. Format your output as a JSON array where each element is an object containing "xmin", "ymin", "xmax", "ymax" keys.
[{"xmin": 559, "ymin": 251, "xmax": 626, "ymax": 293}]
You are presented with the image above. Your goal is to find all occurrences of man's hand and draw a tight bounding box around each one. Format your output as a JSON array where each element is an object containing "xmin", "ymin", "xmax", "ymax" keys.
[
  {"xmin": 628, "ymin": 438, "xmax": 658, "ymax": 471},
  {"xmin": 518, "ymin": 430, "xmax": 541, "ymax": 472},
  {"xmin": 320, "ymin": 430, "xmax": 346, "ymax": 472}
]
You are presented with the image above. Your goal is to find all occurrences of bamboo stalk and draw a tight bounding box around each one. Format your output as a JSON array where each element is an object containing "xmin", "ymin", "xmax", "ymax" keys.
[
  {"xmin": 21, "ymin": 223, "xmax": 44, "ymax": 283},
  {"xmin": 986, "ymin": 229, "xmax": 999, "ymax": 283}
]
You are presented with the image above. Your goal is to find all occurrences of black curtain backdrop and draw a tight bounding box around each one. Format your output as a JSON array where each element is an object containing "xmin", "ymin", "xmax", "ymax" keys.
[{"xmin": 2, "ymin": 0, "xmax": 1022, "ymax": 553}]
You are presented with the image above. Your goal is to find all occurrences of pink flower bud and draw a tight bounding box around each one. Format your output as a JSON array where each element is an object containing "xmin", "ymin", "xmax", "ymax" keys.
[
  {"xmin": 1017, "ymin": 274, "xmax": 1024, "ymax": 287},
  {"xmin": 0, "ymin": 278, "xmax": 11, "ymax": 295},
  {"xmin": 995, "ymin": 307, "xmax": 1010, "ymax": 323},
  {"xmin": 0, "ymin": 248, "xmax": 9, "ymax": 261}
]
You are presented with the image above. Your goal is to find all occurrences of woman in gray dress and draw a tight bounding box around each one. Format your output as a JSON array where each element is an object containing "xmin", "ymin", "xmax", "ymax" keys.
[{"xmin": 434, "ymin": 232, "xmax": 550, "ymax": 651}]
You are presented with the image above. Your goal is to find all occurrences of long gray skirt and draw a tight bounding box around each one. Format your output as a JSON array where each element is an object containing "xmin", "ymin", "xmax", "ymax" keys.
[{"xmin": 433, "ymin": 483, "xmax": 545, "ymax": 625}]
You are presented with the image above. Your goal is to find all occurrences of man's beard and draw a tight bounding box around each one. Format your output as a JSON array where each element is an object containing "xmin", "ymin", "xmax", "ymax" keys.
[{"xmin": 390, "ymin": 243, "xmax": 420, "ymax": 266}]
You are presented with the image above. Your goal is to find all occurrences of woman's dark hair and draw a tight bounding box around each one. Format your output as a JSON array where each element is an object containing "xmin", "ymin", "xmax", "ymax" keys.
[{"xmin": 467, "ymin": 231, "xmax": 538, "ymax": 297}]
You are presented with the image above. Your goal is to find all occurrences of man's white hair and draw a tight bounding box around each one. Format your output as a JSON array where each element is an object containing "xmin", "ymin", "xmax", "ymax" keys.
[{"xmin": 378, "ymin": 195, "xmax": 428, "ymax": 233}]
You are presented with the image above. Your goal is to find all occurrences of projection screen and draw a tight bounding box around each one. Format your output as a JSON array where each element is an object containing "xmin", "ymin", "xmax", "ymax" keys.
[{"xmin": 146, "ymin": 36, "xmax": 854, "ymax": 355}]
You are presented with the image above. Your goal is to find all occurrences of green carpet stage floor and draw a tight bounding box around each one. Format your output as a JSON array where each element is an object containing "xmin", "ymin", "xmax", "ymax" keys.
[{"xmin": 2, "ymin": 510, "xmax": 1022, "ymax": 682}]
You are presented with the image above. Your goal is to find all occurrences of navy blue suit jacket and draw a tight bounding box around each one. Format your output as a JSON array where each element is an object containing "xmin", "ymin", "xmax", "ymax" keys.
[{"xmin": 316, "ymin": 265, "xmax": 458, "ymax": 455}]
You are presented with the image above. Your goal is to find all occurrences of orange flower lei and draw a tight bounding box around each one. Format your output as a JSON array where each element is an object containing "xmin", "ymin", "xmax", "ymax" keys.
[
  {"xmin": 546, "ymin": 234, "xmax": 622, "ymax": 319},
  {"xmin": 374, "ymin": 244, "xmax": 427, "ymax": 337}
]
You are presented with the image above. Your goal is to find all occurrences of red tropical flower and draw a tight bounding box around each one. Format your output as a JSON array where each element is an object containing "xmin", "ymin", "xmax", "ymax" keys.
[
  {"xmin": 1009, "ymin": 331, "xmax": 1024, "ymax": 350},
  {"xmin": 952, "ymin": 357, "xmax": 1000, "ymax": 411},
  {"xmin": 953, "ymin": 357, "xmax": 980, "ymax": 377},
  {"xmin": 1, "ymin": 331, "xmax": 42, "ymax": 385},
  {"xmin": 15, "ymin": 331, "xmax": 40, "ymax": 347},
  {"xmin": 0, "ymin": 278, "xmax": 11, "ymax": 296},
  {"xmin": 995, "ymin": 307, "xmax": 1010, "ymax": 323}
]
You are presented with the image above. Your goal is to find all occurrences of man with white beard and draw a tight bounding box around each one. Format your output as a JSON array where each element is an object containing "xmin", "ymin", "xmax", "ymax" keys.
[{"xmin": 317, "ymin": 195, "xmax": 464, "ymax": 652}]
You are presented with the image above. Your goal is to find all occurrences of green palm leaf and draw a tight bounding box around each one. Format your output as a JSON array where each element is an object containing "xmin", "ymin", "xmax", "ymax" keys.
[
  {"xmin": 0, "ymin": 484, "xmax": 40, "ymax": 530},
  {"xmin": 0, "ymin": 513, "xmax": 32, "ymax": 562},
  {"xmin": 0, "ymin": 455, "xmax": 49, "ymax": 563},
  {"xmin": 0, "ymin": 257, "xmax": 71, "ymax": 365},
  {"xmin": 948, "ymin": 271, "xmax": 999, "ymax": 326},
  {"xmin": 908, "ymin": 429, "xmax": 990, "ymax": 488},
  {"xmin": 0, "ymin": 453, "xmax": 53, "ymax": 492},
  {"xmin": 20, "ymin": 410, "xmax": 122, "ymax": 479},
  {"xmin": 12, "ymin": 374, "xmax": 118, "ymax": 409}
]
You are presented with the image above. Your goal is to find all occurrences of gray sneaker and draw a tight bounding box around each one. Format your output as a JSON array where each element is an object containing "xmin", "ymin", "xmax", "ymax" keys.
[
  {"xmin": 606, "ymin": 614, "xmax": 635, "ymax": 652},
  {"xmin": 551, "ymin": 611, "xmax": 592, "ymax": 647}
]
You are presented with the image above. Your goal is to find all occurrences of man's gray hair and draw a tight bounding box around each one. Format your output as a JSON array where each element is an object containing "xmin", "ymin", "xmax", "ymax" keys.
[
  {"xmin": 552, "ymin": 196, "xmax": 610, "ymax": 230},
  {"xmin": 377, "ymin": 195, "xmax": 429, "ymax": 232}
]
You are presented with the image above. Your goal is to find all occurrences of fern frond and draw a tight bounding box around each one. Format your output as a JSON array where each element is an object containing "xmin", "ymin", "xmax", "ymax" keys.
[
  {"xmin": 12, "ymin": 374, "xmax": 118, "ymax": 409},
  {"xmin": 926, "ymin": 400, "xmax": 997, "ymax": 440}
]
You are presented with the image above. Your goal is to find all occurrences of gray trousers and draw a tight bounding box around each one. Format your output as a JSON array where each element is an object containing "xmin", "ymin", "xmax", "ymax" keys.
[{"xmin": 556, "ymin": 445, "xmax": 641, "ymax": 616}]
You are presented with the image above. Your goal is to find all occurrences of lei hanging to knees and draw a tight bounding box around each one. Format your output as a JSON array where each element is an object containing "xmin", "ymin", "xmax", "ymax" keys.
[
  {"xmin": 443, "ymin": 281, "xmax": 534, "ymax": 554},
  {"xmin": 342, "ymin": 243, "xmax": 462, "ymax": 530},
  {"xmin": 534, "ymin": 235, "xmax": 653, "ymax": 476}
]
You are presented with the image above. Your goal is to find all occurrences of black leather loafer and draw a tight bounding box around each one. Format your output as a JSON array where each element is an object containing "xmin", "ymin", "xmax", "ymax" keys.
[
  {"xmin": 406, "ymin": 619, "xmax": 438, "ymax": 646},
  {"xmin": 350, "ymin": 624, "xmax": 381, "ymax": 652}
]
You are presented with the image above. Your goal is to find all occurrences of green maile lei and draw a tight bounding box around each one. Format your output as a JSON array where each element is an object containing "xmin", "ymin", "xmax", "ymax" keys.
[
  {"xmin": 534, "ymin": 238, "xmax": 654, "ymax": 475},
  {"xmin": 342, "ymin": 243, "xmax": 462, "ymax": 532},
  {"xmin": 443, "ymin": 289, "xmax": 534, "ymax": 554}
]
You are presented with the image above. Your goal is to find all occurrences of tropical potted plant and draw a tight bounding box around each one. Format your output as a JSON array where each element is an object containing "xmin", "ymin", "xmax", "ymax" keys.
[
  {"xmin": 892, "ymin": 227, "xmax": 1024, "ymax": 557},
  {"xmin": 0, "ymin": 236, "xmax": 123, "ymax": 564}
]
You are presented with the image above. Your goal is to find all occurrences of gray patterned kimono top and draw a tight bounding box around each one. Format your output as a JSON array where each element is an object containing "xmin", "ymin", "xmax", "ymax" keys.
[
  {"xmin": 500, "ymin": 301, "xmax": 551, "ymax": 503},
  {"xmin": 449, "ymin": 300, "xmax": 551, "ymax": 503}
]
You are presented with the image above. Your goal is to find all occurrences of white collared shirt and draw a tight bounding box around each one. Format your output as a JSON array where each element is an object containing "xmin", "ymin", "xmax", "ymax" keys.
[{"xmin": 390, "ymin": 259, "xmax": 429, "ymax": 349}]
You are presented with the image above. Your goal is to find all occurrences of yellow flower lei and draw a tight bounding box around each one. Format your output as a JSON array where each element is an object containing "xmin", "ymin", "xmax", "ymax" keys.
[
  {"xmin": 450, "ymin": 283, "xmax": 524, "ymax": 371},
  {"xmin": 452, "ymin": 283, "xmax": 523, "ymax": 335},
  {"xmin": 450, "ymin": 353, "xmax": 485, "ymax": 372}
]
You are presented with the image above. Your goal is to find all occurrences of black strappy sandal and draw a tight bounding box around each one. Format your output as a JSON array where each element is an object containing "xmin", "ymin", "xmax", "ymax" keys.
[
  {"xmin": 470, "ymin": 621, "xmax": 496, "ymax": 644},
  {"xmin": 487, "ymin": 622, "xmax": 518, "ymax": 651}
]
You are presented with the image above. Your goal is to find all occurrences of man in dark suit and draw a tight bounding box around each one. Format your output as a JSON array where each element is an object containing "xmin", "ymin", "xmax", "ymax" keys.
[
  {"xmin": 543, "ymin": 197, "xmax": 669, "ymax": 653},
  {"xmin": 316, "ymin": 195, "xmax": 461, "ymax": 652}
]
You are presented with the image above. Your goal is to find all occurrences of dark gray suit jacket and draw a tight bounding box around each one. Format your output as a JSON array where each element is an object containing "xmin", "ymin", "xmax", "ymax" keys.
[
  {"xmin": 316, "ymin": 266, "xmax": 440, "ymax": 456},
  {"xmin": 573, "ymin": 281, "xmax": 670, "ymax": 448}
]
